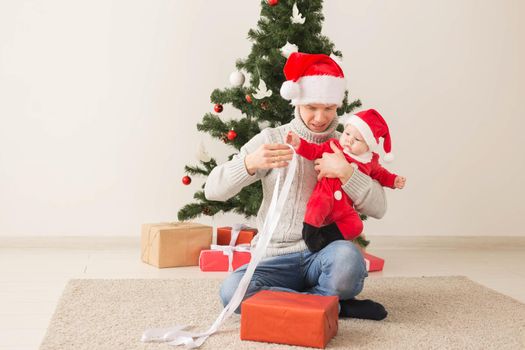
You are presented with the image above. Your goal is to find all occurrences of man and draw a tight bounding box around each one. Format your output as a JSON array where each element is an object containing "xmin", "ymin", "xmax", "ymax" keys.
[{"xmin": 205, "ymin": 52, "xmax": 388, "ymax": 320}]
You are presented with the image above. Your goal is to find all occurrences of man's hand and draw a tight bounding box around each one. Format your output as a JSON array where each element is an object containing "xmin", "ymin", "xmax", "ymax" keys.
[
  {"xmin": 244, "ymin": 143, "xmax": 293, "ymax": 175},
  {"xmin": 314, "ymin": 141, "xmax": 355, "ymax": 182}
]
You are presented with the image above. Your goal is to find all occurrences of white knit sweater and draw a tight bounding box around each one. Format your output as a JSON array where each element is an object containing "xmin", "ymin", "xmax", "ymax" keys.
[{"xmin": 204, "ymin": 113, "xmax": 387, "ymax": 257}]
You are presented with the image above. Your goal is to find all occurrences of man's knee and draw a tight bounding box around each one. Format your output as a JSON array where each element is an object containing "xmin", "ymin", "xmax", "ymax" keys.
[
  {"xmin": 219, "ymin": 269, "xmax": 260, "ymax": 314},
  {"xmin": 326, "ymin": 240, "xmax": 363, "ymax": 263},
  {"xmin": 219, "ymin": 271, "xmax": 245, "ymax": 309},
  {"xmin": 323, "ymin": 241, "xmax": 367, "ymax": 298},
  {"xmin": 219, "ymin": 279, "xmax": 234, "ymax": 308}
]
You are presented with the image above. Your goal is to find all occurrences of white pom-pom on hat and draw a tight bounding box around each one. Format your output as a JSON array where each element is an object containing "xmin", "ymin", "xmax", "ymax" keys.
[{"xmin": 280, "ymin": 80, "xmax": 300, "ymax": 100}]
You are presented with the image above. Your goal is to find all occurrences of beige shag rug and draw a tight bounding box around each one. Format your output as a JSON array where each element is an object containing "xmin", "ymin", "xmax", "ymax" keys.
[{"xmin": 40, "ymin": 276, "xmax": 525, "ymax": 350}]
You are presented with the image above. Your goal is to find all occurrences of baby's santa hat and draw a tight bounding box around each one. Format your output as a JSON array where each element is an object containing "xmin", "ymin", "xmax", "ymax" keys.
[
  {"xmin": 341, "ymin": 109, "xmax": 395, "ymax": 162},
  {"xmin": 280, "ymin": 52, "xmax": 346, "ymax": 106}
]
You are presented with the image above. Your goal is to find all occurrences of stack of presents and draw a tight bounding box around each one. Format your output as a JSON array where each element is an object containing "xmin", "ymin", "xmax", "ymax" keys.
[{"xmin": 141, "ymin": 222, "xmax": 385, "ymax": 348}]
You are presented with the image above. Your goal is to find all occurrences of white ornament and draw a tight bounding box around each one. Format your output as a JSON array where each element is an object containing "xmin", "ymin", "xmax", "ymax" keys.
[
  {"xmin": 229, "ymin": 71, "xmax": 245, "ymax": 87},
  {"xmin": 258, "ymin": 120, "xmax": 271, "ymax": 130},
  {"xmin": 196, "ymin": 142, "xmax": 211, "ymax": 162},
  {"xmin": 291, "ymin": 3, "xmax": 305, "ymax": 24},
  {"xmin": 253, "ymin": 79, "xmax": 272, "ymax": 99},
  {"xmin": 280, "ymin": 41, "xmax": 298, "ymax": 58}
]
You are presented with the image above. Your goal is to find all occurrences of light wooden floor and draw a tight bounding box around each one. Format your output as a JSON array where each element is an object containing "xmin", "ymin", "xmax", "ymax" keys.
[{"xmin": 1, "ymin": 236, "xmax": 524, "ymax": 350}]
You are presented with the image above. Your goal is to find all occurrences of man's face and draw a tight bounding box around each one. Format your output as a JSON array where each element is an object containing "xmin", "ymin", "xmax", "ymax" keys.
[
  {"xmin": 298, "ymin": 104, "xmax": 338, "ymax": 132},
  {"xmin": 339, "ymin": 124, "xmax": 370, "ymax": 156}
]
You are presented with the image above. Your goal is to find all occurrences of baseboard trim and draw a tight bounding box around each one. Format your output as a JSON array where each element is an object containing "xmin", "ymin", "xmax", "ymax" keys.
[{"xmin": 1, "ymin": 235, "xmax": 524, "ymax": 250}]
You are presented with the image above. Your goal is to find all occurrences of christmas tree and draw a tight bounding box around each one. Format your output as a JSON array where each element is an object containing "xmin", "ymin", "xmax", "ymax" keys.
[{"xmin": 177, "ymin": 0, "xmax": 368, "ymax": 246}]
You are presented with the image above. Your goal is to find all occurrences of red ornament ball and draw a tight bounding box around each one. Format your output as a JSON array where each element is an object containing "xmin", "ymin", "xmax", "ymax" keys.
[
  {"xmin": 245, "ymin": 95, "xmax": 252, "ymax": 103},
  {"xmin": 267, "ymin": 0, "xmax": 279, "ymax": 6},
  {"xmin": 214, "ymin": 104, "xmax": 223, "ymax": 113},
  {"xmin": 227, "ymin": 130, "xmax": 237, "ymax": 141},
  {"xmin": 182, "ymin": 175, "xmax": 191, "ymax": 185}
]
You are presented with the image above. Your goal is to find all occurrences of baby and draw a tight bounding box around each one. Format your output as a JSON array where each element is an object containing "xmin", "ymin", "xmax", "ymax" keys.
[{"xmin": 287, "ymin": 109, "xmax": 406, "ymax": 252}]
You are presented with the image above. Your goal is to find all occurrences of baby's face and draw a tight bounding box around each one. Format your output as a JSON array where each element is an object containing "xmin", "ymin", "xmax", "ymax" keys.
[{"xmin": 339, "ymin": 124, "xmax": 369, "ymax": 156}]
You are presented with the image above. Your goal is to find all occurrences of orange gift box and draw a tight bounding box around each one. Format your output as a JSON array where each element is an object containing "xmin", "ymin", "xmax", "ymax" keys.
[
  {"xmin": 363, "ymin": 252, "xmax": 385, "ymax": 272},
  {"xmin": 216, "ymin": 226, "xmax": 257, "ymax": 246},
  {"xmin": 240, "ymin": 291, "xmax": 339, "ymax": 348},
  {"xmin": 199, "ymin": 249, "xmax": 251, "ymax": 272}
]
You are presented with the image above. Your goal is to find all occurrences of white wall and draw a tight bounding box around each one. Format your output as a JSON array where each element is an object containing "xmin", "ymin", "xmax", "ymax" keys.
[{"xmin": 1, "ymin": 0, "xmax": 524, "ymax": 237}]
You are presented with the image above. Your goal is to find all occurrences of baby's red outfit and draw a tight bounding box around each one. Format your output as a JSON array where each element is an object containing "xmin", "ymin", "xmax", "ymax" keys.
[{"xmin": 297, "ymin": 138, "xmax": 397, "ymax": 240}]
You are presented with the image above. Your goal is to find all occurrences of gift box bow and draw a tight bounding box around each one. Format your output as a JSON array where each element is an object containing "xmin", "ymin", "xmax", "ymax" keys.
[
  {"xmin": 209, "ymin": 243, "xmax": 252, "ymax": 272},
  {"xmin": 210, "ymin": 223, "xmax": 252, "ymax": 272}
]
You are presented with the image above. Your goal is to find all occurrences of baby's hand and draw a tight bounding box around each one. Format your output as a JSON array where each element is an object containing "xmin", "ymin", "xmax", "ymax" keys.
[
  {"xmin": 286, "ymin": 131, "xmax": 300, "ymax": 149},
  {"xmin": 394, "ymin": 176, "xmax": 406, "ymax": 189}
]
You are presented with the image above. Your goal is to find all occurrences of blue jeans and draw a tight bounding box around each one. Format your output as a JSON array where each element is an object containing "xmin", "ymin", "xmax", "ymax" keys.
[{"xmin": 219, "ymin": 240, "xmax": 368, "ymax": 314}]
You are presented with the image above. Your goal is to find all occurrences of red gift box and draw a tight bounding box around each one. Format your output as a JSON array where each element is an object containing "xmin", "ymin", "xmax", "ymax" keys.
[
  {"xmin": 216, "ymin": 226, "xmax": 257, "ymax": 246},
  {"xmin": 240, "ymin": 290, "xmax": 338, "ymax": 348},
  {"xmin": 363, "ymin": 252, "xmax": 384, "ymax": 272},
  {"xmin": 199, "ymin": 247, "xmax": 251, "ymax": 272}
]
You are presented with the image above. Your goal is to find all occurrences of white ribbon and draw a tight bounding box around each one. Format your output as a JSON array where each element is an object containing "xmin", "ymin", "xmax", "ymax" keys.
[
  {"xmin": 142, "ymin": 145, "xmax": 297, "ymax": 348},
  {"xmin": 209, "ymin": 223, "xmax": 251, "ymax": 272},
  {"xmin": 228, "ymin": 223, "xmax": 246, "ymax": 246},
  {"xmin": 209, "ymin": 243, "xmax": 251, "ymax": 272}
]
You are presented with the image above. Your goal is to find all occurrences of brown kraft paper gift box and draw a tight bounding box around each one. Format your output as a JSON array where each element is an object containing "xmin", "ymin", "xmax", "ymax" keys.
[{"xmin": 141, "ymin": 222, "xmax": 212, "ymax": 268}]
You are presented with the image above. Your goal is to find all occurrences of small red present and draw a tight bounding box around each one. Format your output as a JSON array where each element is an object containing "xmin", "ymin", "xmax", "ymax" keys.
[
  {"xmin": 216, "ymin": 226, "xmax": 257, "ymax": 246},
  {"xmin": 363, "ymin": 252, "xmax": 384, "ymax": 272},
  {"xmin": 199, "ymin": 244, "xmax": 251, "ymax": 272},
  {"xmin": 240, "ymin": 291, "xmax": 338, "ymax": 348}
]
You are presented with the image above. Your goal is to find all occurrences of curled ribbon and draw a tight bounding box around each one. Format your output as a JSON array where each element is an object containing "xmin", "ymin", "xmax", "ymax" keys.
[{"xmin": 142, "ymin": 144, "xmax": 297, "ymax": 348}]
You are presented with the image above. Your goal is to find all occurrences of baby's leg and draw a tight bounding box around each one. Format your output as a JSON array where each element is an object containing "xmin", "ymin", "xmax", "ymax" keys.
[
  {"xmin": 303, "ymin": 178, "xmax": 339, "ymax": 252},
  {"xmin": 332, "ymin": 192, "xmax": 363, "ymax": 240},
  {"xmin": 304, "ymin": 179, "xmax": 335, "ymax": 228}
]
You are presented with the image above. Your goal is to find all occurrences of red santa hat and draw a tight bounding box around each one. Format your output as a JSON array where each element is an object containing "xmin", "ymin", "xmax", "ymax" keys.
[
  {"xmin": 341, "ymin": 109, "xmax": 395, "ymax": 162},
  {"xmin": 280, "ymin": 52, "xmax": 346, "ymax": 106}
]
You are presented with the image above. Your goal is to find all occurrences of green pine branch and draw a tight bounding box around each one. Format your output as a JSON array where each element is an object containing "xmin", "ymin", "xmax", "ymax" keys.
[{"xmin": 353, "ymin": 235, "xmax": 370, "ymax": 248}]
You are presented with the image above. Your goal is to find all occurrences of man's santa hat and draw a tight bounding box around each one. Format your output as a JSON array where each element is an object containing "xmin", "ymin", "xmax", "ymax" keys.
[
  {"xmin": 280, "ymin": 52, "xmax": 346, "ymax": 106},
  {"xmin": 341, "ymin": 109, "xmax": 395, "ymax": 162}
]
